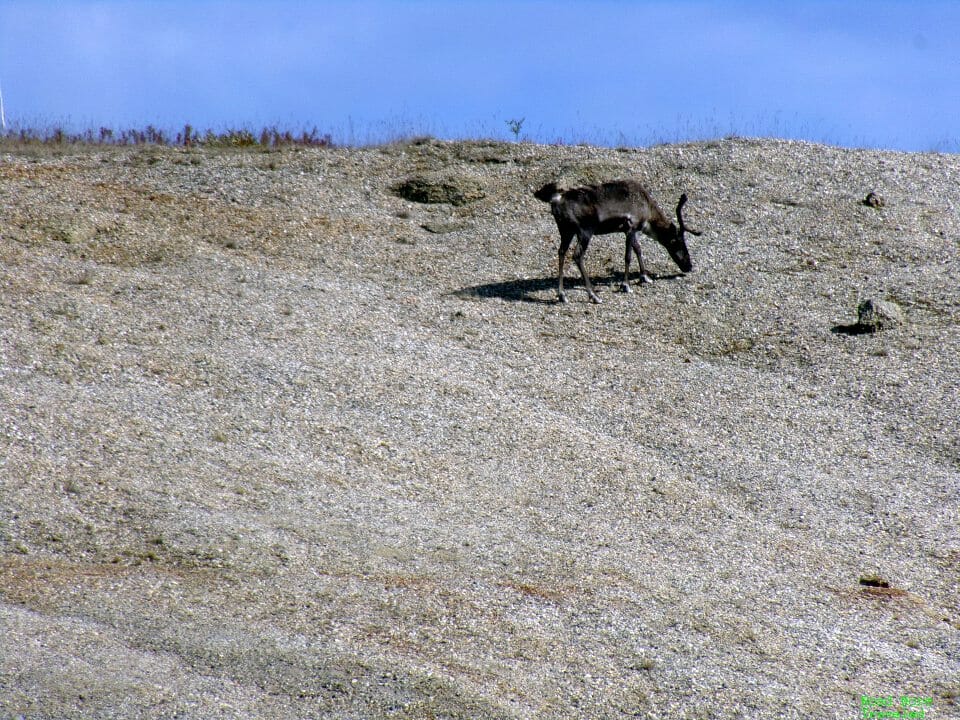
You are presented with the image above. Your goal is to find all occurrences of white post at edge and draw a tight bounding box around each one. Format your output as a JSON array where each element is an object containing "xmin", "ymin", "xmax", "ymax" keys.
[{"xmin": 0, "ymin": 79, "xmax": 6, "ymax": 131}]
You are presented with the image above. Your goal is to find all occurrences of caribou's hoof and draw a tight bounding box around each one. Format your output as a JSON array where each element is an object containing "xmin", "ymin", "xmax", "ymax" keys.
[
  {"xmin": 619, "ymin": 282, "xmax": 633, "ymax": 294},
  {"xmin": 588, "ymin": 293, "xmax": 603, "ymax": 304},
  {"xmin": 558, "ymin": 293, "xmax": 568, "ymax": 304},
  {"xmin": 639, "ymin": 274, "xmax": 654, "ymax": 284}
]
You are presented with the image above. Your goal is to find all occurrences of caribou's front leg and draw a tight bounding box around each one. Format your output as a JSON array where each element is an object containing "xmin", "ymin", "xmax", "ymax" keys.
[{"xmin": 628, "ymin": 231, "xmax": 653, "ymax": 284}]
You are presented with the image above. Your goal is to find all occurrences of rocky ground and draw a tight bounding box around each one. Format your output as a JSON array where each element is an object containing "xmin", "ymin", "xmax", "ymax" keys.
[{"xmin": 0, "ymin": 137, "xmax": 958, "ymax": 719}]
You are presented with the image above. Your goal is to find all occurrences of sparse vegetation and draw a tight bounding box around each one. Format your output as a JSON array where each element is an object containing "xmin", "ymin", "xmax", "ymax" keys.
[
  {"xmin": 0, "ymin": 123, "xmax": 334, "ymax": 149},
  {"xmin": 506, "ymin": 117, "xmax": 525, "ymax": 141}
]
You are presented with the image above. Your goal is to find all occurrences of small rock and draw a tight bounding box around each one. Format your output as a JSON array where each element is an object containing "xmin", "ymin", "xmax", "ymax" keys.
[
  {"xmin": 421, "ymin": 221, "xmax": 470, "ymax": 234},
  {"xmin": 863, "ymin": 192, "xmax": 885, "ymax": 208},
  {"xmin": 859, "ymin": 573, "xmax": 890, "ymax": 588},
  {"xmin": 856, "ymin": 298, "xmax": 905, "ymax": 331}
]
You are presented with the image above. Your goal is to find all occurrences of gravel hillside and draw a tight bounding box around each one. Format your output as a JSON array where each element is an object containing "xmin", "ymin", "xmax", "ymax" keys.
[{"xmin": 1, "ymin": 138, "xmax": 958, "ymax": 719}]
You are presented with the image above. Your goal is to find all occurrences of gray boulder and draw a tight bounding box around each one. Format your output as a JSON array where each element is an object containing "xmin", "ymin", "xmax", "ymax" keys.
[{"xmin": 857, "ymin": 298, "xmax": 905, "ymax": 331}]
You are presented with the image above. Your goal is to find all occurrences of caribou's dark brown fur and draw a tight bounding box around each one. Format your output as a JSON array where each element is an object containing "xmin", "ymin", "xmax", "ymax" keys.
[{"xmin": 534, "ymin": 180, "xmax": 701, "ymax": 303}]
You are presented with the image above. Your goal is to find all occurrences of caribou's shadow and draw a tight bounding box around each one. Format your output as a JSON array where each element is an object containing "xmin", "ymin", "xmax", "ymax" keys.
[
  {"xmin": 831, "ymin": 323, "xmax": 876, "ymax": 336},
  {"xmin": 455, "ymin": 272, "xmax": 685, "ymax": 304},
  {"xmin": 454, "ymin": 276, "xmax": 556, "ymax": 304}
]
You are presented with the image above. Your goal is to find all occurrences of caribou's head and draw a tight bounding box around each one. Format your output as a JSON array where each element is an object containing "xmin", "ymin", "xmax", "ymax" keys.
[{"xmin": 657, "ymin": 193, "xmax": 701, "ymax": 273}]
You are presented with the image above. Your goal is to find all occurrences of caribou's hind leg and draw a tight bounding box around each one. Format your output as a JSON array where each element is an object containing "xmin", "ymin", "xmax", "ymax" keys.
[
  {"xmin": 557, "ymin": 230, "xmax": 574, "ymax": 303},
  {"xmin": 621, "ymin": 233, "xmax": 634, "ymax": 293},
  {"xmin": 572, "ymin": 231, "xmax": 601, "ymax": 304}
]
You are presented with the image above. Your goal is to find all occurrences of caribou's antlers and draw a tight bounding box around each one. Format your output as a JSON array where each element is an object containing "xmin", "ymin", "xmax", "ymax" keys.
[{"xmin": 676, "ymin": 193, "xmax": 702, "ymax": 237}]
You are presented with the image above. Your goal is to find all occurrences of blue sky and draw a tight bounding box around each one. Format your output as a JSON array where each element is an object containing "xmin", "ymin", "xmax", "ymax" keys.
[{"xmin": 1, "ymin": 1, "xmax": 958, "ymax": 150}]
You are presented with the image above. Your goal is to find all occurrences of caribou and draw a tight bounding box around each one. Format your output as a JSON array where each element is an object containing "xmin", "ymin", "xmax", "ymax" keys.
[{"xmin": 534, "ymin": 180, "xmax": 701, "ymax": 303}]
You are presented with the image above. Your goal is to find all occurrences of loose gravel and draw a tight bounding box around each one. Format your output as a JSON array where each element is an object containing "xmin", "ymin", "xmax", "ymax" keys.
[{"xmin": 1, "ymin": 138, "xmax": 958, "ymax": 719}]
